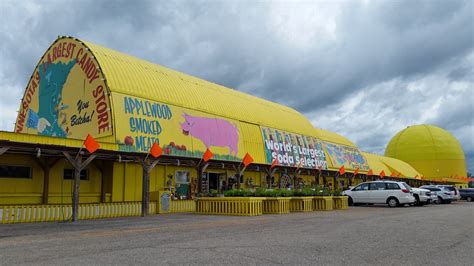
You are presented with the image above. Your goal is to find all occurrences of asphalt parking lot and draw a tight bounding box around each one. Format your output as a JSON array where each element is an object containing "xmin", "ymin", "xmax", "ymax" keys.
[{"xmin": 0, "ymin": 201, "xmax": 473, "ymax": 265}]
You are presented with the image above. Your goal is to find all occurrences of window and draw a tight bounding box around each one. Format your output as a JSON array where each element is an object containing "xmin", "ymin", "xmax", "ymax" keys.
[
  {"xmin": 0, "ymin": 165, "xmax": 32, "ymax": 179},
  {"xmin": 354, "ymin": 183, "xmax": 369, "ymax": 191},
  {"xmin": 401, "ymin": 182, "xmax": 412, "ymax": 190},
  {"xmin": 63, "ymin": 169, "xmax": 88, "ymax": 180},
  {"xmin": 175, "ymin": 171, "xmax": 190, "ymax": 184},
  {"xmin": 440, "ymin": 186, "xmax": 455, "ymax": 192},
  {"xmin": 369, "ymin": 182, "xmax": 386, "ymax": 190},
  {"xmin": 386, "ymin": 183, "xmax": 401, "ymax": 190}
]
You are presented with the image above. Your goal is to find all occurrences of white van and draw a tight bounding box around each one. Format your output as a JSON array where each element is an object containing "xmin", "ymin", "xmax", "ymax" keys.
[{"xmin": 343, "ymin": 181, "xmax": 416, "ymax": 207}]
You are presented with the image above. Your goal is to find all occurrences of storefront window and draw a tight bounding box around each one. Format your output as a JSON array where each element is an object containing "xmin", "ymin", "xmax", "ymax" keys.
[{"xmin": 0, "ymin": 165, "xmax": 31, "ymax": 179}]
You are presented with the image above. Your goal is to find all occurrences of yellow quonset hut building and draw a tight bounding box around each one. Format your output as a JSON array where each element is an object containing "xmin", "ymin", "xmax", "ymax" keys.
[{"xmin": 0, "ymin": 36, "xmax": 467, "ymax": 209}]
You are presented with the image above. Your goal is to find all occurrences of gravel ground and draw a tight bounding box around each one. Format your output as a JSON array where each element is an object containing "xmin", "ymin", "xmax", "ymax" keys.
[{"xmin": 0, "ymin": 201, "xmax": 473, "ymax": 265}]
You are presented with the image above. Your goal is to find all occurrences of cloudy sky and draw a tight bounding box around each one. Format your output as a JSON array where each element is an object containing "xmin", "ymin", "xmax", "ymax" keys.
[{"xmin": 0, "ymin": 0, "xmax": 473, "ymax": 173}]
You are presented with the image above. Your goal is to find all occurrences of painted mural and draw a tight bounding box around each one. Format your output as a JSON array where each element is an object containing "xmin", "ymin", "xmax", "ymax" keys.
[
  {"xmin": 261, "ymin": 127, "xmax": 328, "ymax": 169},
  {"xmin": 113, "ymin": 93, "xmax": 244, "ymax": 161},
  {"xmin": 322, "ymin": 142, "xmax": 369, "ymax": 170},
  {"xmin": 15, "ymin": 38, "xmax": 112, "ymax": 139}
]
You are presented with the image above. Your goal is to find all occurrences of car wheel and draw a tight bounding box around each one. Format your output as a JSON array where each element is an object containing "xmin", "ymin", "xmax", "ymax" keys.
[
  {"xmin": 467, "ymin": 196, "xmax": 473, "ymax": 202},
  {"xmin": 348, "ymin": 197, "xmax": 354, "ymax": 206},
  {"xmin": 438, "ymin": 196, "xmax": 444, "ymax": 204},
  {"xmin": 387, "ymin": 197, "xmax": 399, "ymax": 208},
  {"xmin": 414, "ymin": 195, "xmax": 421, "ymax": 206}
]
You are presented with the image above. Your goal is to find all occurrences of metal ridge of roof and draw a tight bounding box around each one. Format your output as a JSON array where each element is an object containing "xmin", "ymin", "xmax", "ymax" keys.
[{"xmin": 74, "ymin": 37, "xmax": 317, "ymax": 136}]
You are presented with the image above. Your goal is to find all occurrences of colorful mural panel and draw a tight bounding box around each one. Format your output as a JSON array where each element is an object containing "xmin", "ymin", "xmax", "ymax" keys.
[
  {"xmin": 15, "ymin": 39, "xmax": 112, "ymax": 139},
  {"xmin": 322, "ymin": 142, "xmax": 369, "ymax": 170},
  {"xmin": 113, "ymin": 93, "xmax": 244, "ymax": 161},
  {"xmin": 261, "ymin": 127, "xmax": 327, "ymax": 169}
]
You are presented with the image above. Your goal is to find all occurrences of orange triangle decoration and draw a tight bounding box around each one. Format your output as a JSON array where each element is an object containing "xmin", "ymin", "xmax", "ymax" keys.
[
  {"xmin": 242, "ymin": 153, "xmax": 254, "ymax": 167},
  {"xmin": 203, "ymin": 148, "xmax": 214, "ymax": 162},
  {"xmin": 339, "ymin": 165, "xmax": 345, "ymax": 175},
  {"xmin": 270, "ymin": 157, "xmax": 279, "ymax": 169},
  {"xmin": 379, "ymin": 170, "xmax": 385, "ymax": 178},
  {"xmin": 83, "ymin": 134, "xmax": 100, "ymax": 154},
  {"xmin": 354, "ymin": 167, "xmax": 359, "ymax": 175},
  {"xmin": 149, "ymin": 142, "xmax": 162, "ymax": 158},
  {"xmin": 367, "ymin": 169, "xmax": 374, "ymax": 176}
]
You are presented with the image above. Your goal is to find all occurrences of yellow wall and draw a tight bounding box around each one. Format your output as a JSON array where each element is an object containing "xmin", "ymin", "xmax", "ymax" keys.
[
  {"xmin": 0, "ymin": 154, "xmax": 104, "ymax": 204},
  {"xmin": 0, "ymin": 154, "xmax": 44, "ymax": 204},
  {"xmin": 47, "ymin": 160, "xmax": 102, "ymax": 204}
]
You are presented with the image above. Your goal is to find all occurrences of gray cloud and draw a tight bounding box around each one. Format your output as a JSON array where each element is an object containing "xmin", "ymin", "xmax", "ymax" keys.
[{"xmin": 0, "ymin": 0, "xmax": 472, "ymax": 172}]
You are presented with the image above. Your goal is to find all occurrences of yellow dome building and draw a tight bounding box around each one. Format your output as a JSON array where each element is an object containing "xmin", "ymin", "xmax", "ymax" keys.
[{"xmin": 384, "ymin": 125, "xmax": 467, "ymax": 182}]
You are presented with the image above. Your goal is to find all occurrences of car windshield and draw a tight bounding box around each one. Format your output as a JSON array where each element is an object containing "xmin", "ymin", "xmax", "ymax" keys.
[{"xmin": 401, "ymin": 182, "xmax": 412, "ymax": 190}]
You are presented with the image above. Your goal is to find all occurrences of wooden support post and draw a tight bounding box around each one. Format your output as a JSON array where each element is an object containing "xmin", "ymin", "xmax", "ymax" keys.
[
  {"xmin": 315, "ymin": 170, "xmax": 322, "ymax": 187},
  {"xmin": 197, "ymin": 162, "xmax": 210, "ymax": 193},
  {"xmin": 34, "ymin": 157, "xmax": 60, "ymax": 204},
  {"xmin": 138, "ymin": 158, "xmax": 160, "ymax": 217},
  {"xmin": 322, "ymin": 172, "xmax": 328, "ymax": 187},
  {"xmin": 263, "ymin": 167, "xmax": 278, "ymax": 189},
  {"xmin": 63, "ymin": 152, "xmax": 96, "ymax": 222},
  {"xmin": 232, "ymin": 164, "xmax": 248, "ymax": 189},
  {"xmin": 349, "ymin": 174, "xmax": 354, "ymax": 187},
  {"xmin": 94, "ymin": 162, "xmax": 106, "ymax": 203}
]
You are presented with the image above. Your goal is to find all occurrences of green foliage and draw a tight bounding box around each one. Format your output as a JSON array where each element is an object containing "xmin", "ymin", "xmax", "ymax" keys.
[
  {"xmin": 332, "ymin": 188, "xmax": 343, "ymax": 196},
  {"xmin": 293, "ymin": 187, "xmax": 315, "ymax": 196},
  {"xmin": 224, "ymin": 189, "xmax": 254, "ymax": 197},
  {"xmin": 224, "ymin": 188, "xmax": 294, "ymax": 197},
  {"xmin": 312, "ymin": 186, "xmax": 331, "ymax": 196}
]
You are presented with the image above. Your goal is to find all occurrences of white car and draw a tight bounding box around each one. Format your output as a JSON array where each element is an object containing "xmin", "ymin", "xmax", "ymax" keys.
[
  {"xmin": 343, "ymin": 181, "xmax": 416, "ymax": 208},
  {"xmin": 436, "ymin": 185, "xmax": 461, "ymax": 201},
  {"xmin": 411, "ymin": 187, "xmax": 432, "ymax": 206},
  {"xmin": 420, "ymin": 186, "xmax": 453, "ymax": 204}
]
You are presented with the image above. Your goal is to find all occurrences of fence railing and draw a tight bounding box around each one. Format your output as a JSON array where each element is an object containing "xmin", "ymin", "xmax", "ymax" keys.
[
  {"xmin": 262, "ymin": 197, "xmax": 290, "ymax": 214},
  {"xmin": 196, "ymin": 197, "xmax": 264, "ymax": 216},
  {"xmin": 0, "ymin": 202, "xmax": 156, "ymax": 224},
  {"xmin": 289, "ymin": 197, "xmax": 314, "ymax": 212},
  {"xmin": 169, "ymin": 200, "xmax": 195, "ymax": 213},
  {"xmin": 332, "ymin": 196, "xmax": 349, "ymax": 210},
  {"xmin": 313, "ymin": 196, "xmax": 334, "ymax": 211}
]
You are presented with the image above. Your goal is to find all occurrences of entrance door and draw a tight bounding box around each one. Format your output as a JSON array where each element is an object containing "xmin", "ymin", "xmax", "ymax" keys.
[{"xmin": 208, "ymin": 173, "xmax": 220, "ymax": 191}]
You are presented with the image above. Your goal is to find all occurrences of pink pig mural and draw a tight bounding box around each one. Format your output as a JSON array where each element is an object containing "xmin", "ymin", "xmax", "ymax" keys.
[{"xmin": 180, "ymin": 113, "xmax": 239, "ymax": 155}]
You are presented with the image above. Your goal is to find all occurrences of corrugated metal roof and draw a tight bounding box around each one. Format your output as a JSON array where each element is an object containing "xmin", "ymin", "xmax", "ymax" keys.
[
  {"xmin": 81, "ymin": 38, "xmax": 317, "ymax": 137},
  {"xmin": 361, "ymin": 152, "xmax": 392, "ymax": 176},
  {"xmin": 379, "ymin": 156, "xmax": 421, "ymax": 178},
  {"xmin": 313, "ymin": 128, "xmax": 356, "ymax": 147}
]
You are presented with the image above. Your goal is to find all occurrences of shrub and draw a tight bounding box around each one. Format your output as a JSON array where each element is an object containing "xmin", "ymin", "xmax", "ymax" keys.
[{"xmin": 332, "ymin": 188, "xmax": 343, "ymax": 196}]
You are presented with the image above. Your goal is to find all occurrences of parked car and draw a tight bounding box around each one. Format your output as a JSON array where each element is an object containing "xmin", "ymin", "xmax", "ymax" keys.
[
  {"xmin": 420, "ymin": 186, "xmax": 453, "ymax": 204},
  {"xmin": 343, "ymin": 181, "xmax": 415, "ymax": 207},
  {"xmin": 411, "ymin": 187, "xmax": 431, "ymax": 206},
  {"xmin": 436, "ymin": 185, "xmax": 461, "ymax": 201},
  {"xmin": 459, "ymin": 188, "xmax": 474, "ymax": 202}
]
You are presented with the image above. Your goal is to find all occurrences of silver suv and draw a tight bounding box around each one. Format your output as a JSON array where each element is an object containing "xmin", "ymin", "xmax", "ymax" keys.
[{"xmin": 420, "ymin": 186, "xmax": 453, "ymax": 204}]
